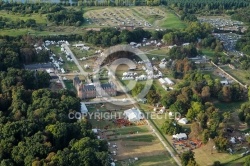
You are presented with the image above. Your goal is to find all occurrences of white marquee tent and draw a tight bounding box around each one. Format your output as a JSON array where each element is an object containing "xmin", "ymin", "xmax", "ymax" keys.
[
  {"xmin": 178, "ymin": 118, "xmax": 188, "ymax": 124},
  {"xmin": 173, "ymin": 133, "xmax": 187, "ymax": 140},
  {"xmin": 123, "ymin": 108, "xmax": 144, "ymax": 122}
]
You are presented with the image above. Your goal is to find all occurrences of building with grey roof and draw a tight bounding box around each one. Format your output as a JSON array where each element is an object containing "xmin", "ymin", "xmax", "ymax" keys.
[{"xmin": 73, "ymin": 76, "xmax": 116, "ymax": 99}]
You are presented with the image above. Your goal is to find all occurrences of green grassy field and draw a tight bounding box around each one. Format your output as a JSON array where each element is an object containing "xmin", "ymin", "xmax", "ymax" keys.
[
  {"xmin": 131, "ymin": 154, "xmax": 177, "ymax": 166},
  {"xmin": 146, "ymin": 47, "xmax": 170, "ymax": 56},
  {"xmin": 0, "ymin": 11, "xmax": 47, "ymax": 24},
  {"xmin": 201, "ymin": 48, "xmax": 224, "ymax": 58},
  {"xmin": 122, "ymin": 134, "xmax": 156, "ymax": 142},
  {"xmin": 84, "ymin": 6, "xmax": 185, "ymax": 29},
  {"xmin": 70, "ymin": 45, "xmax": 97, "ymax": 59},
  {"xmin": 159, "ymin": 12, "xmax": 186, "ymax": 29},
  {"xmin": 220, "ymin": 66, "xmax": 250, "ymax": 86},
  {"xmin": 114, "ymin": 126, "xmax": 149, "ymax": 135},
  {"xmin": 64, "ymin": 80, "xmax": 76, "ymax": 92},
  {"xmin": 224, "ymin": 156, "xmax": 249, "ymax": 166},
  {"xmin": 214, "ymin": 101, "xmax": 244, "ymax": 113}
]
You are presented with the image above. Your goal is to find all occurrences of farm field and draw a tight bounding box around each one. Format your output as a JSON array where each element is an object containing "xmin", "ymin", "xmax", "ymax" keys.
[
  {"xmin": 85, "ymin": 103, "xmax": 177, "ymax": 165},
  {"xmin": 83, "ymin": 6, "xmax": 185, "ymax": 29},
  {"xmin": 220, "ymin": 65, "xmax": 250, "ymax": 86}
]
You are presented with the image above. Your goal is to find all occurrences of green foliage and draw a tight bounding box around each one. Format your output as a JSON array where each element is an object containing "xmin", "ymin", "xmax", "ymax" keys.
[
  {"xmin": 213, "ymin": 161, "xmax": 221, "ymax": 166},
  {"xmin": 239, "ymin": 102, "xmax": 250, "ymax": 126},
  {"xmin": 161, "ymin": 120, "xmax": 182, "ymax": 135},
  {"xmin": 180, "ymin": 150, "xmax": 197, "ymax": 166},
  {"xmin": 83, "ymin": 28, "xmax": 151, "ymax": 47},
  {"xmin": 245, "ymin": 156, "xmax": 250, "ymax": 166},
  {"xmin": 146, "ymin": 86, "xmax": 160, "ymax": 104},
  {"xmin": 47, "ymin": 10, "xmax": 84, "ymax": 26},
  {"xmin": 214, "ymin": 136, "xmax": 229, "ymax": 152},
  {"xmin": 236, "ymin": 29, "xmax": 250, "ymax": 55},
  {"xmin": 131, "ymin": 83, "xmax": 144, "ymax": 97}
]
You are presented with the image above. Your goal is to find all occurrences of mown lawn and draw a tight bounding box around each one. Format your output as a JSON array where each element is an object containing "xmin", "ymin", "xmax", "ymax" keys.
[
  {"xmin": 201, "ymin": 48, "xmax": 224, "ymax": 58},
  {"xmin": 122, "ymin": 134, "xmax": 156, "ymax": 142},
  {"xmin": 159, "ymin": 12, "xmax": 186, "ymax": 29},
  {"xmin": 119, "ymin": 154, "xmax": 178, "ymax": 166},
  {"xmin": 114, "ymin": 126, "xmax": 149, "ymax": 135}
]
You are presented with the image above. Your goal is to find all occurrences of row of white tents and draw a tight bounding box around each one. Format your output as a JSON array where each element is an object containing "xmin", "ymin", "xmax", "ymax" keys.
[{"xmin": 129, "ymin": 40, "xmax": 162, "ymax": 48}]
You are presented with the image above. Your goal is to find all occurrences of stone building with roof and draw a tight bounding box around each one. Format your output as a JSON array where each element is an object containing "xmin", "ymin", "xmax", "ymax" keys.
[{"xmin": 73, "ymin": 76, "xmax": 116, "ymax": 99}]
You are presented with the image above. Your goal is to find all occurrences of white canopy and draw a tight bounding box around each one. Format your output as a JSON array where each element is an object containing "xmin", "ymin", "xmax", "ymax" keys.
[
  {"xmin": 178, "ymin": 118, "xmax": 188, "ymax": 124},
  {"xmin": 80, "ymin": 102, "xmax": 88, "ymax": 114},
  {"xmin": 123, "ymin": 108, "xmax": 143, "ymax": 122},
  {"xmin": 173, "ymin": 133, "xmax": 187, "ymax": 140}
]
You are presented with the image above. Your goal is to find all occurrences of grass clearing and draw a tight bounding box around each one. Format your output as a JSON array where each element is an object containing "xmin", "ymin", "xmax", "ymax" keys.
[
  {"xmin": 194, "ymin": 140, "xmax": 242, "ymax": 166},
  {"xmin": 224, "ymin": 156, "xmax": 249, "ymax": 166},
  {"xmin": 146, "ymin": 47, "xmax": 170, "ymax": 55},
  {"xmin": 201, "ymin": 48, "xmax": 224, "ymax": 58},
  {"xmin": 122, "ymin": 134, "xmax": 156, "ymax": 142},
  {"xmin": 64, "ymin": 80, "xmax": 76, "ymax": 92},
  {"xmin": 214, "ymin": 101, "xmax": 244, "ymax": 113},
  {"xmin": 119, "ymin": 154, "xmax": 178, "ymax": 166},
  {"xmin": 159, "ymin": 12, "xmax": 186, "ymax": 29},
  {"xmin": 114, "ymin": 126, "xmax": 149, "ymax": 135},
  {"xmin": 0, "ymin": 10, "xmax": 47, "ymax": 24},
  {"xmin": 220, "ymin": 66, "xmax": 250, "ymax": 86}
]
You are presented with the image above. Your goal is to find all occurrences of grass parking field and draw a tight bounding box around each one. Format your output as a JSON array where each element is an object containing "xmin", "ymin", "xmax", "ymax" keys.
[
  {"xmin": 127, "ymin": 154, "xmax": 177, "ymax": 166},
  {"xmin": 84, "ymin": 6, "xmax": 185, "ymax": 29}
]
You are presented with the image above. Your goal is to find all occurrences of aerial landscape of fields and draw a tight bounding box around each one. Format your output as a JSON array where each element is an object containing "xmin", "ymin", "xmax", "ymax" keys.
[{"xmin": 0, "ymin": 0, "xmax": 250, "ymax": 166}]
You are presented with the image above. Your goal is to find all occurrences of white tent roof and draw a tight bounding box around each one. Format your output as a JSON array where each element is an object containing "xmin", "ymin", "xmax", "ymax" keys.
[
  {"xmin": 230, "ymin": 137, "xmax": 236, "ymax": 144},
  {"xmin": 178, "ymin": 118, "xmax": 188, "ymax": 124},
  {"xmin": 123, "ymin": 108, "xmax": 143, "ymax": 122},
  {"xmin": 81, "ymin": 102, "xmax": 88, "ymax": 114},
  {"xmin": 158, "ymin": 78, "xmax": 166, "ymax": 84},
  {"xmin": 173, "ymin": 133, "xmax": 187, "ymax": 139},
  {"xmin": 92, "ymin": 129, "xmax": 98, "ymax": 134},
  {"xmin": 164, "ymin": 77, "xmax": 174, "ymax": 85}
]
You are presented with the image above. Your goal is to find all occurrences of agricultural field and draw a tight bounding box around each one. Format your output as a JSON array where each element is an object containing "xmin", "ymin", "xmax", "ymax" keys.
[
  {"xmin": 83, "ymin": 6, "xmax": 185, "ymax": 29},
  {"xmin": 220, "ymin": 65, "xmax": 250, "ymax": 86},
  {"xmin": 85, "ymin": 103, "xmax": 176, "ymax": 165},
  {"xmin": 120, "ymin": 154, "xmax": 177, "ymax": 166}
]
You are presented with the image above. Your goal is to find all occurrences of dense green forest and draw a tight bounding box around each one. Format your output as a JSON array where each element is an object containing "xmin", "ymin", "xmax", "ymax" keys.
[{"xmin": 0, "ymin": 36, "xmax": 109, "ymax": 165}]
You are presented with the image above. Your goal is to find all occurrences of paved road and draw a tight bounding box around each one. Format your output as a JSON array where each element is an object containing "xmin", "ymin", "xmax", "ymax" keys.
[{"xmin": 62, "ymin": 44, "xmax": 91, "ymax": 83}]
